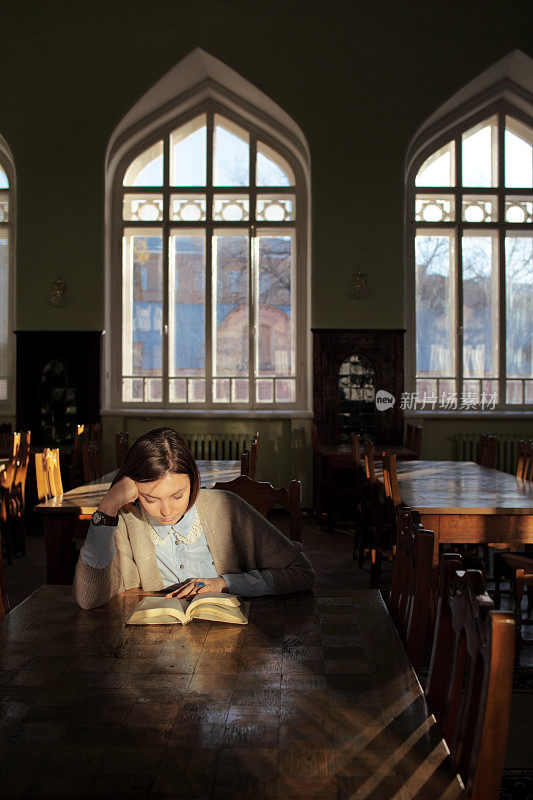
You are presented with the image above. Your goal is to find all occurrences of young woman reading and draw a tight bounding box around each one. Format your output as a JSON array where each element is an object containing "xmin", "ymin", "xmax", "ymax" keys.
[{"xmin": 73, "ymin": 427, "xmax": 315, "ymax": 609}]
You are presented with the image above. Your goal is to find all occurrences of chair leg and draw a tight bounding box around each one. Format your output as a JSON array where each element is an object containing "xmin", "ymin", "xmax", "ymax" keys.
[
  {"xmin": 370, "ymin": 548, "xmax": 382, "ymax": 589},
  {"xmin": 493, "ymin": 558, "xmax": 503, "ymax": 609}
]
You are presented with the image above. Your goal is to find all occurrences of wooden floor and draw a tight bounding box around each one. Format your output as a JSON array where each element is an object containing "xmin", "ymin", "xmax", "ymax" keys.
[{"xmin": 3, "ymin": 511, "xmax": 532, "ymax": 786}]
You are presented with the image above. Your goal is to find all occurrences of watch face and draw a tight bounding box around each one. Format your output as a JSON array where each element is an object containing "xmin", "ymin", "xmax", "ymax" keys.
[{"xmin": 92, "ymin": 511, "xmax": 102, "ymax": 525}]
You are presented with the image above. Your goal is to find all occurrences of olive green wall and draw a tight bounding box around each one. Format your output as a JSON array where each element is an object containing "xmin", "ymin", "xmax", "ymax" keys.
[
  {"xmin": 1, "ymin": 0, "xmax": 531, "ymax": 331},
  {"xmin": 1, "ymin": 0, "xmax": 532, "ymax": 504}
]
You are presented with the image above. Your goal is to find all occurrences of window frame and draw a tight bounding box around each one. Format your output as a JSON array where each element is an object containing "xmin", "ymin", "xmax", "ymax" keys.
[
  {"xmin": 111, "ymin": 100, "xmax": 306, "ymax": 412},
  {"xmin": 104, "ymin": 50, "xmax": 312, "ymax": 417},
  {"xmin": 406, "ymin": 100, "xmax": 533, "ymax": 413}
]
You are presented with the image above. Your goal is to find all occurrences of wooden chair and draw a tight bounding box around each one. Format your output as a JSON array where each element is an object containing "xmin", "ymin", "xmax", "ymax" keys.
[
  {"xmin": 387, "ymin": 505, "xmax": 434, "ymax": 671},
  {"xmin": 350, "ymin": 434, "xmax": 370, "ymax": 566},
  {"xmin": 478, "ymin": 433, "xmax": 498, "ymax": 468},
  {"xmin": 0, "ymin": 432, "xmax": 21, "ymax": 564},
  {"xmin": 240, "ymin": 449, "xmax": 250, "ymax": 477},
  {"xmin": 405, "ymin": 423, "xmax": 423, "ymax": 458},
  {"xmin": 382, "ymin": 450, "xmax": 402, "ymax": 536},
  {"xmin": 412, "ymin": 424, "xmax": 423, "ymax": 459},
  {"xmin": 212, "ymin": 474, "xmax": 302, "ymax": 542},
  {"xmin": 69, "ymin": 424, "xmax": 85, "ymax": 487},
  {"xmin": 35, "ymin": 449, "xmax": 63, "ymax": 501},
  {"xmin": 356, "ymin": 440, "xmax": 392, "ymax": 588},
  {"xmin": 0, "ymin": 422, "xmax": 13, "ymax": 457},
  {"xmin": 516, "ymin": 440, "xmax": 533, "ymax": 480},
  {"xmin": 10, "ymin": 430, "xmax": 31, "ymax": 556},
  {"xmin": 426, "ymin": 558, "xmax": 515, "ymax": 800},
  {"xmin": 82, "ymin": 423, "xmax": 103, "ymax": 483},
  {"xmin": 115, "ymin": 430, "xmax": 130, "ymax": 469},
  {"xmin": 494, "ymin": 550, "xmax": 533, "ymax": 653},
  {"xmin": 249, "ymin": 431, "xmax": 259, "ymax": 480}
]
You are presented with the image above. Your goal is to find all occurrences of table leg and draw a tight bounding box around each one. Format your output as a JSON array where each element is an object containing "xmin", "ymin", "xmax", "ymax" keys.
[{"xmin": 42, "ymin": 515, "xmax": 90, "ymax": 584}]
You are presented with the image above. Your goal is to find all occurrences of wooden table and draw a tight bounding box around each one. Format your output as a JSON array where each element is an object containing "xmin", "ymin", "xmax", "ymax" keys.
[
  {"xmin": 34, "ymin": 460, "xmax": 241, "ymax": 585},
  {"xmin": 0, "ymin": 585, "xmax": 461, "ymax": 800},
  {"xmin": 315, "ymin": 444, "xmax": 418, "ymax": 533},
  {"xmin": 379, "ymin": 460, "xmax": 533, "ymax": 563}
]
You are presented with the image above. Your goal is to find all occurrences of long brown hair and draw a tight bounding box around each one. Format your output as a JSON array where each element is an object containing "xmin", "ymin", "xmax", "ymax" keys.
[{"xmin": 112, "ymin": 428, "xmax": 200, "ymax": 510}]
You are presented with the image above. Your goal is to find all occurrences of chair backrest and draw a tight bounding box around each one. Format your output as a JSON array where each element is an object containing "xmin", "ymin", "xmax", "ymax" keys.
[
  {"xmin": 240, "ymin": 449, "xmax": 250, "ymax": 477},
  {"xmin": 426, "ymin": 559, "xmax": 515, "ymax": 800},
  {"xmin": 412, "ymin": 424, "xmax": 423, "ymax": 459},
  {"xmin": 364, "ymin": 440, "xmax": 375, "ymax": 482},
  {"xmin": 478, "ymin": 433, "xmax": 498, "ymax": 469},
  {"xmin": 405, "ymin": 422, "xmax": 415, "ymax": 450},
  {"xmin": 519, "ymin": 440, "xmax": 533, "ymax": 481},
  {"xmin": 211, "ymin": 474, "xmax": 302, "ymax": 542},
  {"xmin": 115, "ymin": 431, "xmax": 130, "ymax": 469},
  {"xmin": 249, "ymin": 432, "xmax": 259, "ymax": 480},
  {"xmin": 382, "ymin": 451, "xmax": 401, "ymax": 507},
  {"xmin": 13, "ymin": 430, "xmax": 31, "ymax": 497},
  {"xmin": 516, "ymin": 440, "xmax": 527, "ymax": 478},
  {"xmin": 350, "ymin": 433, "xmax": 365, "ymax": 501},
  {"xmin": 0, "ymin": 422, "xmax": 13, "ymax": 456},
  {"xmin": 35, "ymin": 448, "xmax": 63, "ymax": 501},
  {"xmin": 0, "ymin": 433, "xmax": 21, "ymax": 508},
  {"xmin": 387, "ymin": 506, "xmax": 434, "ymax": 670},
  {"xmin": 82, "ymin": 436, "xmax": 103, "ymax": 483}
]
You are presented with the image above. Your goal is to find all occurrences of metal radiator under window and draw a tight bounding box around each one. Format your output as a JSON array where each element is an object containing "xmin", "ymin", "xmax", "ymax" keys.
[
  {"xmin": 183, "ymin": 433, "xmax": 248, "ymax": 461},
  {"xmin": 450, "ymin": 433, "xmax": 526, "ymax": 474}
]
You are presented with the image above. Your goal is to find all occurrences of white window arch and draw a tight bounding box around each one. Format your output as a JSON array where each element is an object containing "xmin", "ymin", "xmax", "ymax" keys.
[
  {"xmin": 405, "ymin": 50, "xmax": 533, "ymax": 411},
  {"xmin": 105, "ymin": 48, "xmax": 311, "ymax": 412},
  {"xmin": 0, "ymin": 135, "xmax": 15, "ymax": 412}
]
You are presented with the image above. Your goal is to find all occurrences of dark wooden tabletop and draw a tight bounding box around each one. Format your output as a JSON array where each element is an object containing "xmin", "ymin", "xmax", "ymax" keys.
[{"xmin": 0, "ymin": 586, "xmax": 461, "ymax": 799}]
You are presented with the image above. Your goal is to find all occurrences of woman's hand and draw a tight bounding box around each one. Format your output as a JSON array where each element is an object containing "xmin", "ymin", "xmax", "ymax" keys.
[
  {"xmin": 98, "ymin": 476, "xmax": 139, "ymax": 517},
  {"xmin": 165, "ymin": 577, "xmax": 227, "ymax": 599}
]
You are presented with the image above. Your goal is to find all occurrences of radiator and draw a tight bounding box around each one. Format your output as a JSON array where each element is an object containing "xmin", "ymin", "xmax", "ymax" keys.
[
  {"xmin": 183, "ymin": 433, "xmax": 248, "ymax": 461},
  {"xmin": 450, "ymin": 433, "xmax": 525, "ymax": 474}
]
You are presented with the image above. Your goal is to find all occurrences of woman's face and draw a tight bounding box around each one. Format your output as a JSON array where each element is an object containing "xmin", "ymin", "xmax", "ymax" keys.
[{"xmin": 135, "ymin": 471, "xmax": 191, "ymax": 525}]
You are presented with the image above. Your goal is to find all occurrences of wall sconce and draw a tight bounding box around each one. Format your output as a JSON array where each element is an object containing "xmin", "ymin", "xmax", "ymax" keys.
[
  {"xmin": 348, "ymin": 271, "xmax": 369, "ymax": 299},
  {"xmin": 49, "ymin": 276, "xmax": 66, "ymax": 307}
]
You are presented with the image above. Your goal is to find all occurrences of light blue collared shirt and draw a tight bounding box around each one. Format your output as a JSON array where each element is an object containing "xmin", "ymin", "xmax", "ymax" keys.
[{"xmin": 80, "ymin": 503, "xmax": 274, "ymax": 597}]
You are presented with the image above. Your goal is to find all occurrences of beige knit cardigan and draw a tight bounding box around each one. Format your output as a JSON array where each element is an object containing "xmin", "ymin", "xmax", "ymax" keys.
[{"xmin": 73, "ymin": 489, "xmax": 315, "ymax": 609}]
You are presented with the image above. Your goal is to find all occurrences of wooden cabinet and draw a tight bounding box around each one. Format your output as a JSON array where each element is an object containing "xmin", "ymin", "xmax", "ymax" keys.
[{"xmin": 313, "ymin": 329, "xmax": 405, "ymax": 445}]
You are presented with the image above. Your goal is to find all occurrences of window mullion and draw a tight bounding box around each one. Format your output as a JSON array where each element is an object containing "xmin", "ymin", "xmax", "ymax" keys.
[
  {"xmin": 498, "ymin": 111, "xmax": 506, "ymax": 407},
  {"xmin": 162, "ymin": 137, "xmax": 170, "ymax": 406},
  {"xmin": 456, "ymin": 135, "xmax": 464, "ymax": 398},
  {"xmin": 205, "ymin": 110, "xmax": 214, "ymax": 405},
  {"xmin": 249, "ymin": 134, "xmax": 257, "ymax": 408}
]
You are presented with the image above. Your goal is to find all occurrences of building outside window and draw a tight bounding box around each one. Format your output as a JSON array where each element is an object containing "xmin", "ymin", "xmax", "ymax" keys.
[{"xmin": 406, "ymin": 52, "xmax": 533, "ymax": 412}]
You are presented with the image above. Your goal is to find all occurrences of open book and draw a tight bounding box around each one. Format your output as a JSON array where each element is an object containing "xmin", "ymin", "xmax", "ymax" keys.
[{"xmin": 126, "ymin": 592, "xmax": 249, "ymax": 626}]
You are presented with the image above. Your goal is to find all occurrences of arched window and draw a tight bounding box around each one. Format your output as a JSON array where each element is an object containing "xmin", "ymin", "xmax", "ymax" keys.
[
  {"xmin": 405, "ymin": 51, "xmax": 533, "ymax": 411},
  {"xmin": 105, "ymin": 49, "xmax": 310, "ymax": 412},
  {"xmin": 0, "ymin": 135, "xmax": 15, "ymax": 411}
]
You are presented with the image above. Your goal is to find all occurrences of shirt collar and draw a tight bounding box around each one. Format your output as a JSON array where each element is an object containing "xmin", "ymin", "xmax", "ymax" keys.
[{"xmin": 146, "ymin": 503, "xmax": 196, "ymax": 540}]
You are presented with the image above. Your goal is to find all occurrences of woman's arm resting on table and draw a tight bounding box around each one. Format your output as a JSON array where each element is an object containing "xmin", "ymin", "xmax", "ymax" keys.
[{"xmin": 73, "ymin": 515, "xmax": 141, "ymax": 610}]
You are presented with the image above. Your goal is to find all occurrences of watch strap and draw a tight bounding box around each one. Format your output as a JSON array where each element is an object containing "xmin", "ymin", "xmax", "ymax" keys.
[{"xmin": 92, "ymin": 510, "xmax": 119, "ymax": 526}]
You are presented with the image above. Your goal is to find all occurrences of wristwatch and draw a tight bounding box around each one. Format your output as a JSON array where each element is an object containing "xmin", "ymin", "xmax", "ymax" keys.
[{"xmin": 91, "ymin": 510, "xmax": 119, "ymax": 526}]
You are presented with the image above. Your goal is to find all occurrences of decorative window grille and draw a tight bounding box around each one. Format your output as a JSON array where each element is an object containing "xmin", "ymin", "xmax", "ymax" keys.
[{"xmin": 408, "ymin": 106, "xmax": 533, "ymax": 409}]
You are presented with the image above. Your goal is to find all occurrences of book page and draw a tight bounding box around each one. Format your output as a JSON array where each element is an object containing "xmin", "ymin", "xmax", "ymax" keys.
[
  {"xmin": 186, "ymin": 592, "xmax": 241, "ymax": 616},
  {"xmin": 126, "ymin": 596, "xmax": 189, "ymax": 625},
  {"xmin": 190, "ymin": 600, "xmax": 250, "ymax": 625}
]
